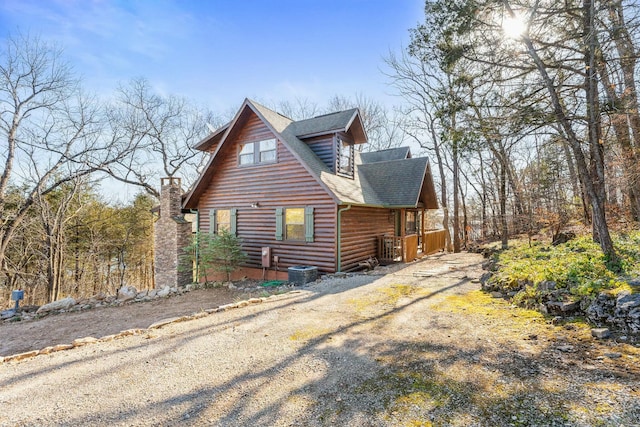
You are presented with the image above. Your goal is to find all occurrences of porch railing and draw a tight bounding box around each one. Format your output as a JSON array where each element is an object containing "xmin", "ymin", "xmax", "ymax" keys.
[
  {"xmin": 378, "ymin": 230, "xmax": 446, "ymax": 264},
  {"xmin": 422, "ymin": 229, "xmax": 446, "ymax": 255},
  {"xmin": 377, "ymin": 235, "xmax": 403, "ymax": 264}
]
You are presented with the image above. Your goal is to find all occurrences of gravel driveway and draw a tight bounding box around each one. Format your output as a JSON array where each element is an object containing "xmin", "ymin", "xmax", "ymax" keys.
[{"xmin": 1, "ymin": 252, "xmax": 638, "ymax": 426}]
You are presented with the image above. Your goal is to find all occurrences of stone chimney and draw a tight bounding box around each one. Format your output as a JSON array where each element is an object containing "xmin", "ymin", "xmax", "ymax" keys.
[{"xmin": 154, "ymin": 177, "xmax": 193, "ymax": 289}]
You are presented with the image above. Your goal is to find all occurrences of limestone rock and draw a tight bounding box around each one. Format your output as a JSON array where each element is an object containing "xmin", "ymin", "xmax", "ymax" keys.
[
  {"xmin": 117, "ymin": 286, "xmax": 138, "ymax": 302},
  {"xmin": 36, "ymin": 297, "xmax": 76, "ymax": 314},
  {"xmin": 157, "ymin": 286, "xmax": 171, "ymax": 298},
  {"xmin": 73, "ymin": 337, "xmax": 98, "ymax": 347},
  {"xmin": 546, "ymin": 300, "xmax": 579, "ymax": 314},
  {"xmin": 1, "ymin": 309, "xmax": 16, "ymax": 320},
  {"xmin": 591, "ymin": 328, "xmax": 611, "ymax": 339}
]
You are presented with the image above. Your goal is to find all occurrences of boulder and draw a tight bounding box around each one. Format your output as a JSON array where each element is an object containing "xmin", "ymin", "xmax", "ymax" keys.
[
  {"xmin": 157, "ymin": 286, "xmax": 171, "ymax": 298},
  {"xmin": 1, "ymin": 309, "xmax": 16, "ymax": 320},
  {"xmin": 36, "ymin": 297, "xmax": 76, "ymax": 314},
  {"xmin": 117, "ymin": 286, "xmax": 137, "ymax": 302}
]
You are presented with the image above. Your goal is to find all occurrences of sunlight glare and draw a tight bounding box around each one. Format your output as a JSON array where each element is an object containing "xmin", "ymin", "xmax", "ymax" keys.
[{"xmin": 502, "ymin": 13, "xmax": 526, "ymax": 39}]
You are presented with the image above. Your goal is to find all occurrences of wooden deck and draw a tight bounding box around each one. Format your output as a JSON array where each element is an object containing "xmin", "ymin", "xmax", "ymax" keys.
[{"xmin": 378, "ymin": 229, "xmax": 446, "ymax": 264}]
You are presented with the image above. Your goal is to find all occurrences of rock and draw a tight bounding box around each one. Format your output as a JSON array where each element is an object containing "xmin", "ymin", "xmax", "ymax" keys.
[
  {"xmin": 157, "ymin": 286, "xmax": 171, "ymax": 298},
  {"xmin": 490, "ymin": 291, "xmax": 503, "ymax": 298},
  {"xmin": 118, "ymin": 286, "xmax": 137, "ymax": 302},
  {"xmin": 537, "ymin": 280, "xmax": 557, "ymax": 292},
  {"xmin": 92, "ymin": 292, "xmax": 108, "ymax": 301},
  {"xmin": 136, "ymin": 290, "xmax": 148, "ymax": 299},
  {"xmin": 616, "ymin": 292, "xmax": 640, "ymax": 312},
  {"xmin": 36, "ymin": 297, "xmax": 76, "ymax": 314},
  {"xmin": 227, "ymin": 282, "xmax": 237, "ymax": 289},
  {"xmin": 148, "ymin": 289, "xmax": 158, "ymax": 298},
  {"xmin": 51, "ymin": 344, "xmax": 74, "ymax": 352},
  {"xmin": 546, "ymin": 301, "xmax": 579, "ymax": 314},
  {"xmin": 1, "ymin": 309, "xmax": 16, "ymax": 320},
  {"xmin": 604, "ymin": 352, "xmax": 622, "ymax": 359},
  {"xmin": 591, "ymin": 328, "xmax": 611, "ymax": 339},
  {"xmin": 556, "ymin": 345, "xmax": 574, "ymax": 352},
  {"xmin": 5, "ymin": 350, "xmax": 39, "ymax": 362},
  {"xmin": 149, "ymin": 317, "xmax": 182, "ymax": 329},
  {"xmin": 479, "ymin": 272, "xmax": 492, "ymax": 285},
  {"xmin": 73, "ymin": 337, "xmax": 98, "ymax": 347}
]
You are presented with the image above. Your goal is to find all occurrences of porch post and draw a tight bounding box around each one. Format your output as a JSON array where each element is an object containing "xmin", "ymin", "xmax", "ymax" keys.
[
  {"xmin": 400, "ymin": 209, "xmax": 406, "ymax": 262},
  {"xmin": 421, "ymin": 208, "xmax": 426, "ymax": 252}
]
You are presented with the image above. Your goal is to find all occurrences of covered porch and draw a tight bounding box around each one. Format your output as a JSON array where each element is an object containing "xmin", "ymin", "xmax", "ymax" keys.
[{"xmin": 377, "ymin": 208, "xmax": 446, "ymax": 264}]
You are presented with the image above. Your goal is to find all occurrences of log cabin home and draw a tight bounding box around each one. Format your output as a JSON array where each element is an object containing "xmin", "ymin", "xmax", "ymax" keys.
[{"xmin": 181, "ymin": 98, "xmax": 444, "ymax": 280}]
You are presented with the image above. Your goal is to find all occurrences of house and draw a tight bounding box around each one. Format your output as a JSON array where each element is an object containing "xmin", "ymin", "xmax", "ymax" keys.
[{"xmin": 180, "ymin": 98, "xmax": 443, "ymax": 280}]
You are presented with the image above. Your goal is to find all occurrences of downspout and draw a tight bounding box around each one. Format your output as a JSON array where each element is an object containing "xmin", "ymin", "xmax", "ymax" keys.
[
  {"xmin": 336, "ymin": 204, "xmax": 352, "ymax": 272},
  {"xmin": 189, "ymin": 209, "xmax": 199, "ymax": 282}
]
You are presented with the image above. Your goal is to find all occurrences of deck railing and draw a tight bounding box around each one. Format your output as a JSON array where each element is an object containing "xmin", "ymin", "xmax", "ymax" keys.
[
  {"xmin": 422, "ymin": 229, "xmax": 446, "ymax": 255},
  {"xmin": 378, "ymin": 230, "xmax": 446, "ymax": 264},
  {"xmin": 377, "ymin": 235, "xmax": 404, "ymax": 263}
]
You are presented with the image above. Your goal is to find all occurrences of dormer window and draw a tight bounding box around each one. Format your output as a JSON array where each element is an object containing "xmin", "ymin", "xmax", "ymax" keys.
[
  {"xmin": 239, "ymin": 138, "xmax": 277, "ymax": 166},
  {"xmin": 337, "ymin": 138, "xmax": 354, "ymax": 177}
]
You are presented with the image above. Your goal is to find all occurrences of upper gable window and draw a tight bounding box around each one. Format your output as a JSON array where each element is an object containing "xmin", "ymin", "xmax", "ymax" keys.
[
  {"xmin": 337, "ymin": 138, "xmax": 354, "ymax": 177},
  {"xmin": 239, "ymin": 138, "xmax": 277, "ymax": 166}
]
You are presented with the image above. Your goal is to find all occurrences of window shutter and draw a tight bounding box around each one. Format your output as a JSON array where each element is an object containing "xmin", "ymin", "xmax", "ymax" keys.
[
  {"xmin": 209, "ymin": 209, "xmax": 217, "ymax": 235},
  {"xmin": 230, "ymin": 208, "xmax": 237, "ymax": 235},
  {"xmin": 305, "ymin": 206, "xmax": 314, "ymax": 242},
  {"xmin": 275, "ymin": 208, "xmax": 283, "ymax": 241}
]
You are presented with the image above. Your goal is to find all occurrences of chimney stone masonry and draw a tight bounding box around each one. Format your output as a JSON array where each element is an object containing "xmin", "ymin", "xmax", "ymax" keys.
[{"xmin": 154, "ymin": 177, "xmax": 193, "ymax": 289}]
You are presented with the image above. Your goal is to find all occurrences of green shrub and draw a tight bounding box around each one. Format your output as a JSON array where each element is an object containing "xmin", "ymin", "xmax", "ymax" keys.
[{"xmin": 488, "ymin": 232, "xmax": 640, "ymax": 307}]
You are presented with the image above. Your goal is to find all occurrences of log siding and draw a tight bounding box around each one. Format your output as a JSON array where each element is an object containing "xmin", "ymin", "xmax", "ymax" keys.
[
  {"xmin": 197, "ymin": 112, "xmax": 337, "ymax": 273},
  {"xmin": 340, "ymin": 205, "xmax": 395, "ymax": 271}
]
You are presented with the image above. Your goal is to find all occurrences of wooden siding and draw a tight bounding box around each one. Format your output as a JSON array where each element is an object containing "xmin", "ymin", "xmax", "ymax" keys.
[
  {"xmin": 197, "ymin": 111, "xmax": 337, "ymax": 273},
  {"xmin": 303, "ymin": 134, "xmax": 335, "ymax": 172},
  {"xmin": 340, "ymin": 205, "xmax": 394, "ymax": 271}
]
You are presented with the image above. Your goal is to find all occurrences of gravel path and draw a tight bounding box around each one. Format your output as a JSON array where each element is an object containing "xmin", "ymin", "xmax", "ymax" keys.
[{"xmin": 1, "ymin": 252, "xmax": 638, "ymax": 426}]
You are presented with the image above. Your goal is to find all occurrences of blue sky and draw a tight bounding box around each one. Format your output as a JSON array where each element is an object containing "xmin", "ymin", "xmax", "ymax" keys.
[{"xmin": 0, "ymin": 0, "xmax": 424, "ymax": 113}]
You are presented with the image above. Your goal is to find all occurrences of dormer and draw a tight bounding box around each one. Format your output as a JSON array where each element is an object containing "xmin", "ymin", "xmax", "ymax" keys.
[{"xmin": 289, "ymin": 109, "xmax": 368, "ymax": 177}]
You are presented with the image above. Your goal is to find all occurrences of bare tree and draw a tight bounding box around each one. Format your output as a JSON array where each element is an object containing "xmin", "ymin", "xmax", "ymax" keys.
[
  {"xmin": 102, "ymin": 77, "xmax": 219, "ymax": 197},
  {"xmin": 0, "ymin": 32, "xmax": 134, "ymax": 276}
]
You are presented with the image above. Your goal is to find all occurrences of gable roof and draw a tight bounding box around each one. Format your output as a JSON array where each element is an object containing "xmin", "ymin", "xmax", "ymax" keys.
[{"xmin": 183, "ymin": 99, "xmax": 438, "ymax": 210}]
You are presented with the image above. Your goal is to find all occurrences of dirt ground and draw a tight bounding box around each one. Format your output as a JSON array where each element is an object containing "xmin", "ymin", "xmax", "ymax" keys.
[{"xmin": 0, "ymin": 285, "xmax": 266, "ymax": 357}]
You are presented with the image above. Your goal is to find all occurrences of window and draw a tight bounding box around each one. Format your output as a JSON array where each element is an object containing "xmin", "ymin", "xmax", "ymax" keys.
[
  {"xmin": 285, "ymin": 208, "xmax": 305, "ymax": 241},
  {"xmin": 259, "ymin": 138, "xmax": 276, "ymax": 162},
  {"xmin": 275, "ymin": 207, "xmax": 314, "ymax": 242},
  {"xmin": 209, "ymin": 208, "xmax": 237, "ymax": 235},
  {"xmin": 216, "ymin": 209, "xmax": 230, "ymax": 234},
  {"xmin": 239, "ymin": 138, "xmax": 277, "ymax": 165},
  {"xmin": 239, "ymin": 143, "xmax": 255, "ymax": 165},
  {"xmin": 337, "ymin": 138, "xmax": 353, "ymax": 176}
]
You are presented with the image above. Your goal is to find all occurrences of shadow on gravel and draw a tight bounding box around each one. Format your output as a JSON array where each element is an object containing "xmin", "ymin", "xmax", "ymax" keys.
[
  {"xmin": 3, "ymin": 255, "xmax": 639, "ymax": 426},
  {"xmin": 42, "ymin": 274, "xmax": 640, "ymax": 426}
]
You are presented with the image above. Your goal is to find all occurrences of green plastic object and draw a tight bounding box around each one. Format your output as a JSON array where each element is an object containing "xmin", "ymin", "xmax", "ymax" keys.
[{"xmin": 261, "ymin": 280, "xmax": 285, "ymax": 287}]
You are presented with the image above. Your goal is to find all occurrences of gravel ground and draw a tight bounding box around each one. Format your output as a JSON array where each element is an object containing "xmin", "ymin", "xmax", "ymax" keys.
[{"xmin": 1, "ymin": 252, "xmax": 639, "ymax": 426}]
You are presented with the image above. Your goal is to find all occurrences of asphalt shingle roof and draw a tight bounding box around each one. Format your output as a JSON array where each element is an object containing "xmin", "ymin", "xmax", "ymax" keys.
[
  {"xmin": 288, "ymin": 109, "xmax": 359, "ymax": 137},
  {"xmin": 360, "ymin": 147, "xmax": 411, "ymax": 163},
  {"xmin": 185, "ymin": 99, "xmax": 437, "ymax": 210}
]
